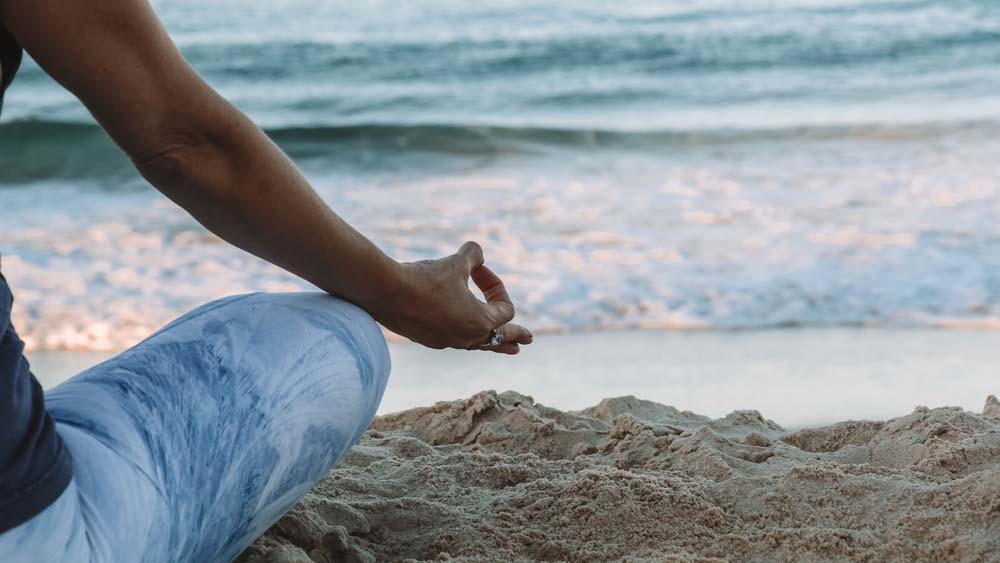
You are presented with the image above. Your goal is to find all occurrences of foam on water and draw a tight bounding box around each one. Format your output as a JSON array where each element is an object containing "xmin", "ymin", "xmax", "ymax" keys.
[
  {"xmin": 6, "ymin": 122, "xmax": 1000, "ymax": 350},
  {"xmin": 4, "ymin": 0, "xmax": 1000, "ymax": 350}
]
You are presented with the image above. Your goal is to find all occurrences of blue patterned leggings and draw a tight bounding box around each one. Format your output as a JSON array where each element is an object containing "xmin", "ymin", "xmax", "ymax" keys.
[{"xmin": 0, "ymin": 293, "xmax": 391, "ymax": 562}]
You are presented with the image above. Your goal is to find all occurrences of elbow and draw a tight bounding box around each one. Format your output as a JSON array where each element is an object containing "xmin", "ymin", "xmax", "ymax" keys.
[
  {"xmin": 132, "ymin": 129, "xmax": 208, "ymax": 188},
  {"xmin": 131, "ymin": 127, "xmax": 235, "ymax": 206}
]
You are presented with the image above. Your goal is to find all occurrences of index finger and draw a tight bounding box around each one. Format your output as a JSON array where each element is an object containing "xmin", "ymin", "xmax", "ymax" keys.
[
  {"xmin": 471, "ymin": 264, "xmax": 515, "ymax": 324},
  {"xmin": 471, "ymin": 264, "xmax": 511, "ymax": 303}
]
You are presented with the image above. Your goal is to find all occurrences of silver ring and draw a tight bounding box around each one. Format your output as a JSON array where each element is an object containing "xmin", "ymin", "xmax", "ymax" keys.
[{"xmin": 487, "ymin": 327, "xmax": 503, "ymax": 347}]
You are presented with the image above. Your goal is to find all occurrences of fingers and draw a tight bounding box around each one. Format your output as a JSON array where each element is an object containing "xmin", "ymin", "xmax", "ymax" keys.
[
  {"xmin": 454, "ymin": 240, "xmax": 521, "ymax": 349},
  {"xmin": 472, "ymin": 264, "xmax": 515, "ymax": 325},
  {"xmin": 454, "ymin": 241, "xmax": 515, "ymax": 325},
  {"xmin": 503, "ymin": 323, "xmax": 534, "ymax": 345},
  {"xmin": 471, "ymin": 263, "xmax": 509, "ymax": 302},
  {"xmin": 475, "ymin": 323, "xmax": 534, "ymax": 355}
]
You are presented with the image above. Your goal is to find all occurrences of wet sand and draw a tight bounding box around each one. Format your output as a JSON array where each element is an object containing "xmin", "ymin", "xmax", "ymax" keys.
[{"xmin": 33, "ymin": 328, "xmax": 1000, "ymax": 428}]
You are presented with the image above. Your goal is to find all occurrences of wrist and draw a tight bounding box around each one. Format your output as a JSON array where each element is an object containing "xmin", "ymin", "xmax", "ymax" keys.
[{"xmin": 359, "ymin": 254, "xmax": 414, "ymax": 322}]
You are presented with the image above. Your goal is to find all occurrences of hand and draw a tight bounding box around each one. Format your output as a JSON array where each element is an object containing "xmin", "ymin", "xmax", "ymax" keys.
[{"xmin": 372, "ymin": 241, "xmax": 533, "ymax": 354}]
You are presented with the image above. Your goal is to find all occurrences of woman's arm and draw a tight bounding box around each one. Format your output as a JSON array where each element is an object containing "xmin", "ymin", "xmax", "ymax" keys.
[{"xmin": 1, "ymin": 0, "xmax": 531, "ymax": 353}]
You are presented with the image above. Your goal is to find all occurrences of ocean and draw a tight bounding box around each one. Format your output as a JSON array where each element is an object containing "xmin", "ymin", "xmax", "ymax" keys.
[{"xmin": 4, "ymin": 0, "xmax": 1000, "ymax": 351}]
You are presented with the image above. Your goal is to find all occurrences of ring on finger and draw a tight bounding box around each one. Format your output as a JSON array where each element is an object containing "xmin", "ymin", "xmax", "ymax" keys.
[{"xmin": 486, "ymin": 327, "xmax": 503, "ymax": 347}]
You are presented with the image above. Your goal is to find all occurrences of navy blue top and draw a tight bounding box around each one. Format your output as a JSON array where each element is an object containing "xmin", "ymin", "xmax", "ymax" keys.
[
  {"xmin": 0, "ymin": 270, "xmax": 73, "ymax": 533},
  {"xmin": 0, "ymin": 26, "xmax": 72, "ymax": 531},
  {"xmin": 0, "ymin": 23, "xmax": 21, "ymax": 113}
]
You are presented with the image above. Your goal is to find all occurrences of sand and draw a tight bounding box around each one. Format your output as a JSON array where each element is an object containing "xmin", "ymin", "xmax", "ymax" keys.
[{"xmin": 238, "ymin": 390, "xmax": 1000, "ymax": 563}]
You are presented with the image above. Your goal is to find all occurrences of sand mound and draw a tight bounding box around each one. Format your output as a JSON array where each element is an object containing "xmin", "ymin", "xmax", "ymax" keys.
[{"xmin": 238, "ymin": 390, "xmax": 1000, "ymax": 563}]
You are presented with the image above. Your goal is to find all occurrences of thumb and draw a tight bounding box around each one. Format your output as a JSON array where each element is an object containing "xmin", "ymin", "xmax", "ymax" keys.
[{"xmin": 456, "ymin": 241, "xmax": 485, "ymax": 273}]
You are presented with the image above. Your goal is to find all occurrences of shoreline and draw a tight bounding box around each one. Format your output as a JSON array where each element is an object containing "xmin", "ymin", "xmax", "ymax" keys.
[{"xmin": 32, "ymin": 327, "xmax": 1000, "ymax": 429}]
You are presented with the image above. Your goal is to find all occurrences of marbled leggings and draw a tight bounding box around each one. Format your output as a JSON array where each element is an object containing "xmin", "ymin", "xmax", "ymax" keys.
[{"xmin": 0, "ymin": 292, "xmax": 391, "ymax": 563}]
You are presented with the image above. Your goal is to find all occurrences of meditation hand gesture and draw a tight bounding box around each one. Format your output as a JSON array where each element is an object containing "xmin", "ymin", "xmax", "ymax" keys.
[{"xmin": 375, "ymin": 242, "xmax": 534, "ymax": 354}]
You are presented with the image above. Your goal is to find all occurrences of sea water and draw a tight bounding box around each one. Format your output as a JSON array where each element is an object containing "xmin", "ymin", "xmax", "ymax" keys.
[{"xmin": 4, "ymin": 0, "xmax": 1000, "ymax": 351}]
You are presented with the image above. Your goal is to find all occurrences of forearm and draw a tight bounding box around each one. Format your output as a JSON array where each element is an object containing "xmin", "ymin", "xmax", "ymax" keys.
[
  {"xmin": 5, "ymin": 0, "xmax": 530, "ymax": 354},
  {"xmin": 134, "ymin": 105, "xmax": 402, "ymax": 313}
]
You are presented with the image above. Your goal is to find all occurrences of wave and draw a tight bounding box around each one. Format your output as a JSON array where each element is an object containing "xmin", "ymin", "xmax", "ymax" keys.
[
  {"xmin": 1, "ymin": 117, "xmax": 997, "ymax": 184},
  {"xmin": 161, "ymin": 20, "xmax": 1000, "ymax": 82}
]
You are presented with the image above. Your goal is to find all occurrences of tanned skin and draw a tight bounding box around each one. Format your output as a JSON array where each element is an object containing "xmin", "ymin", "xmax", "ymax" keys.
[{"xmin": 0, "ymin": 0, "xmax": 532, "ymax": 353}]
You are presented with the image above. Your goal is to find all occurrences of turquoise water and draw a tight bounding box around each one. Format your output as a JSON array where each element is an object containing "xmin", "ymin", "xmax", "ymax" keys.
[
  {"xmin": 8, "ymin": 0, "xmax": 1000, "ymax": 133},
  {"xmin": 4, "ymin": 0, "xmax": 1000, "ymax": 349}
]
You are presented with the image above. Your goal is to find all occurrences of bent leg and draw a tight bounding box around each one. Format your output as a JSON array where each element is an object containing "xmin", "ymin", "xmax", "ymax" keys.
[
  {"xmin": 44, "ymin": 293, "xmax": 391, "ymax": 563},
  {"xmin": 0, "ymin": 479, "xmax": 91, "ymax": 562}
]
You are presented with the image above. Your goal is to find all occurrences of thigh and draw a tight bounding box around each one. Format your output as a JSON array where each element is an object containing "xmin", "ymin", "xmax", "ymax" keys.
[
  {"xmin": 0, "ymin": 479, "xmax": 91, "ymax": 563},
  {"xmin": 45, "ymin": 292, "xmax": 391, "ymax": 563}
]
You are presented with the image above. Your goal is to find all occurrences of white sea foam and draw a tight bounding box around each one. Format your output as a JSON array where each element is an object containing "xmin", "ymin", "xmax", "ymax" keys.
[
  {"xmin": 5, "ymin": 123, "xmax": 1000, "ymax": 351},
  {"xmin": 5, "ymin": 0, "xmax": 1000, "ymax": 350}
]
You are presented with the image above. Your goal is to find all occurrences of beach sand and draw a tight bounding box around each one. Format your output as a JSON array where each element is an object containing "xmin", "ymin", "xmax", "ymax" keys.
[{"xmin": 238, "ymin": 389, "xmax": 1000, "ymax": 563}]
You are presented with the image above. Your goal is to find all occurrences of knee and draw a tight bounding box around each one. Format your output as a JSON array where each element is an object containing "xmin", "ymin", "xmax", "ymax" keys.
[
  {"xmin": 239, "ymin": 292, "xmax": 391, "ymax": 388},
  {"xmin": 260, "ymin": 292, "xmax": 388, "ymax": 358},
  {"xmin": 140, "ymin": 291, "xmax": 391, "ymax": 397},
  {"xmin": 242, "ymin": 293, "xmax": 392, "ymax": 439}
]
